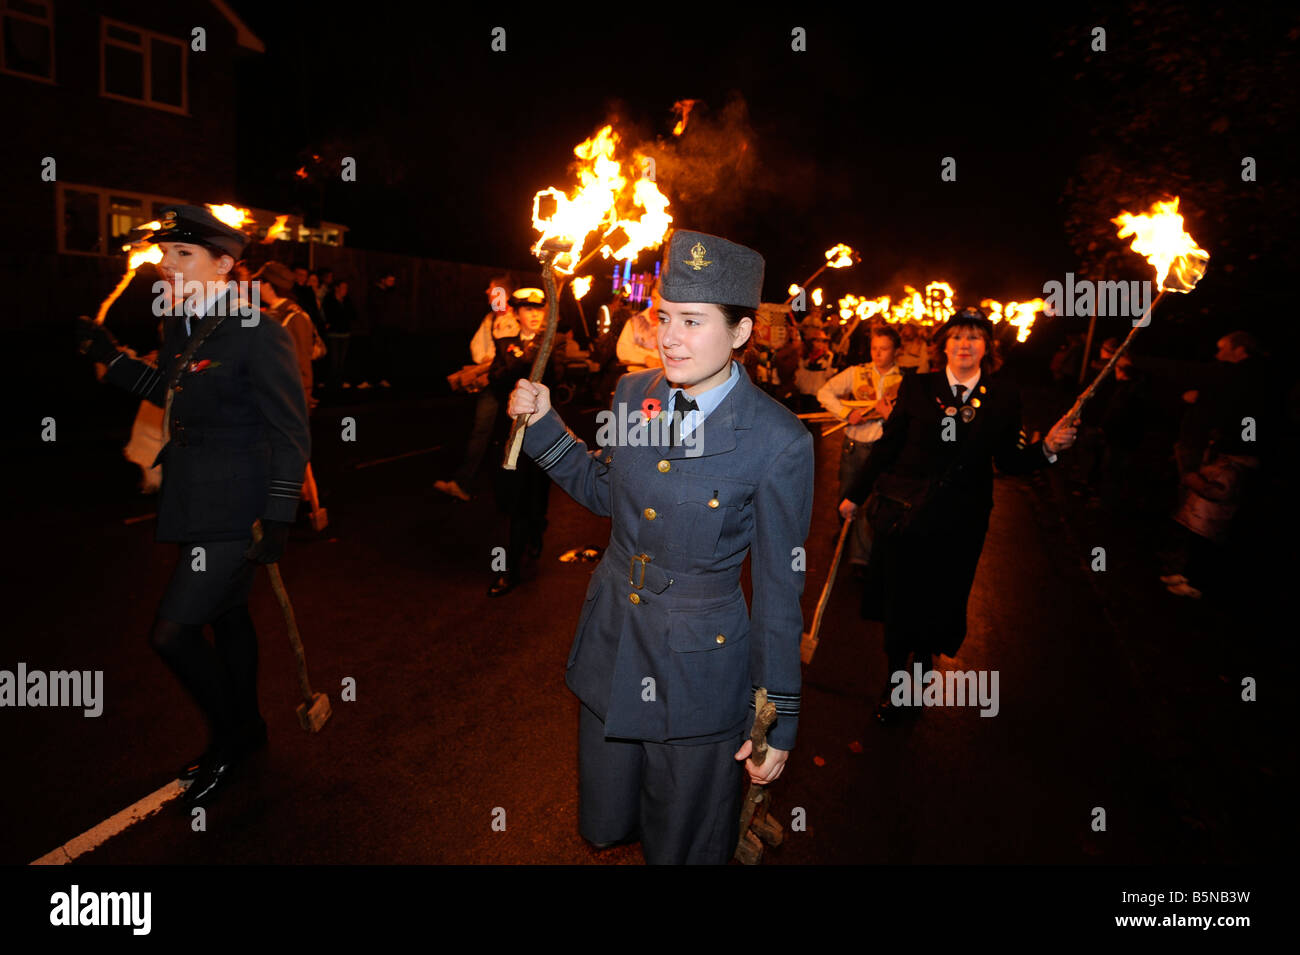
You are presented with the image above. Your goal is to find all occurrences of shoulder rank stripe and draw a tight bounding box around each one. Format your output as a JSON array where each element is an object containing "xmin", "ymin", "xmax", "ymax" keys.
[{"xmin": 535, "ymin": 431, "xmax": 577, "ymax": 471}]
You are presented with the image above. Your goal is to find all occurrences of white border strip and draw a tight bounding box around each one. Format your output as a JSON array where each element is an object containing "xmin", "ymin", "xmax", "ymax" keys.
[{"xmin": 29, "ymin": 780, "xmax": 188, "ymax": 865}]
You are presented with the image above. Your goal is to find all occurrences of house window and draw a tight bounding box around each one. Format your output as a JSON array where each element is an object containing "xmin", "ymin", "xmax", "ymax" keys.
[
  {"xmin": 101, "ymin": 17, "xmax": 186, "ymax": 113},
  {"xmin": 1, "ymin": 0, "xmax": 54, "ymax": 82},
  {"xmin": 108, "ymin": 195, "xmax": 149, "ymax": 249},
  {"xmin": 57, "ymin": 184, "xmax": 187, "ymax": 255}
]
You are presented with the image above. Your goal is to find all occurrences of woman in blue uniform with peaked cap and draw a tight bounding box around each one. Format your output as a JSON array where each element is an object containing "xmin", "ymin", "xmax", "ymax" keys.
[{"xmin": 508, "ymin": 229, "xmax": 814, "ymax": 864}]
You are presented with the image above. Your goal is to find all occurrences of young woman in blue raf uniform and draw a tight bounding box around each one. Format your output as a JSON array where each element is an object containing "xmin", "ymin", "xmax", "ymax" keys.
[
  {"xmin": 508, "ymin": 230, "xmax": 814, "ymax": 864},
  {"xmin": 76, "ymin": 205, "xmax": 311, "ymax": 806}
]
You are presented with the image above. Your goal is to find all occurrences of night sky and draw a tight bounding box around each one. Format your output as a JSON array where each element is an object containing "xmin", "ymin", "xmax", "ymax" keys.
[{"xmin": 228, "ymin": 5, "xmax": 1296, "ymax": 322}]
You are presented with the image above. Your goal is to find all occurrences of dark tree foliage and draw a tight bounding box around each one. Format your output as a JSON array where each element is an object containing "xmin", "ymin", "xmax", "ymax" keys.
[{"xmin": 1056, "ymin": 3, "xmax": 1297, "ymax": 349}]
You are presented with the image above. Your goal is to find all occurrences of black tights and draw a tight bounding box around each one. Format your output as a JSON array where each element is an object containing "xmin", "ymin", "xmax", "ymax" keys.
[
  {"xmin": 882, "ymin": 646, "xmax": 934, "ymax": 700},
  {"xmin": 149, "ymin": 605, "xmax": 261, "ymax": 745}
]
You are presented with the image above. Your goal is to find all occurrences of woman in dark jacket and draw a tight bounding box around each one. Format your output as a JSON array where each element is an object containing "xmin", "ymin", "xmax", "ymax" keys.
[
  {"xmin": 840, "ymin": 309, "xmax": 1077, "ymax": 724},
  {"xmin": 487, "ymin": 288, "xmax": 557, "ymax": 596},
  {"xmin": 75, "ymin": 204, "xmax": 310, "ymax": 802},
  {"xmin": 322, "ymin": 280, "xmax": 357, "ymax": 391}
]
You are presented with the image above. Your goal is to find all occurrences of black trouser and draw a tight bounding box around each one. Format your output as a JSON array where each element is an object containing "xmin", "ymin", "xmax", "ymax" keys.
[
  {"xmin": 149, "ymin": 605, "xmax": 262, "ymax": 750},
  {"xmin": 452, "ymin": 389, "xmax": 499, "ymax": 487},
  {"xmin": 495, "ymin": 453, "xmax": 551, "ymax": 578},
  {"xmin": 151, "ymin": 540, "xmax": 262, "ymax": 750}
]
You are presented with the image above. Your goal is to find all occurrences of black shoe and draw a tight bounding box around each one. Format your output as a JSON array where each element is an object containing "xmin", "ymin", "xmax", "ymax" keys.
[
  {"xmin": 179, "ymin": 718, "xmax": 266, "ymax": 782},
  {"xmin": 488, "ymin": 574, "xmax": 518, "ymax": 597},
  {"xmin": 181, "ymin": 752, "xmax": 236, "ymax": 805}
]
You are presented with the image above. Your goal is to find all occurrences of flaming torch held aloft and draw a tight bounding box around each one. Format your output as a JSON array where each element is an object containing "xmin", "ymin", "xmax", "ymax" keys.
[
  {"xmin": 1065, "ymin": 198, "xmax": 1209, "ymax": 421},
  {"xmin": 506, "ymin": 122, "xmax": 674, "ymax": 469},
  {"xmin": 784, "ymin": 243, "xmax": 859, "ymax": 306},
  {"xmin": 95, "ymin": 236, "xmax": 163, "ymax": 324}
]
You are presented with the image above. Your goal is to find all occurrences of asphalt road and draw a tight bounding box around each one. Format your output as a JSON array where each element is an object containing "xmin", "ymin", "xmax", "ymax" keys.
[{"xmin": 1, "ymin": 387, "xmax": 1290, "ymax": 865}]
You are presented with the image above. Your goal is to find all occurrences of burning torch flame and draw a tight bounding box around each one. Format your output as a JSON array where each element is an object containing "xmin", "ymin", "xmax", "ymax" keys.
[
  {"xmin": 1112, "ymin": 197, "xmax": 1209, "ymax": 293},
  {"xmin": 263, "ymin": 214, "xmax": 291, "ymax": 243},
  {"xmin": 672, "ymin": 100, "xmax": 697, "ymax": 137},
  {"xmin": 95, "ymin": 239, "xmax": 163, "ymax": 324},
  {"xmin": 812, "ymin": 288, "xmax": 823, "ymax": 307},
  {"xmin": 983, "ymin": 298, "xmax": 1046, "ymax": 343},
  {"xmin": 530, "ymin": 125, "xmax": 671, "ymax": 275},
  {"xmin": 1065, "ymin": 201, "xmax": 1210, "ymax": 424},
  {"xmin": 207, "ymin": 204, "xmax": 252, "ymax": 229},
  {"xmin": 785, "ymin": 244, "xmax": 859, "ymax": 306},
  {"xmin": 825, "ymin": 244, "xmax": 857, "ymax": 269},
  {"xmin": 571, "ymin": 276, "xmax": 593, "ymax": 301},
  {"xmin": 925, "ymin": 282, "xmax": 955, "ymax": 325}
]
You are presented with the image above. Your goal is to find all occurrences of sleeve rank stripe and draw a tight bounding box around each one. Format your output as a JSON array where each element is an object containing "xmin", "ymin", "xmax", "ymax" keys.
[
  {"xmin": 132, "ymin": 366, "xmax": 160, "ymax": 394},
  {"xmin": 536, "ymin": 432, "xmax": 577, "ymax": 471}
]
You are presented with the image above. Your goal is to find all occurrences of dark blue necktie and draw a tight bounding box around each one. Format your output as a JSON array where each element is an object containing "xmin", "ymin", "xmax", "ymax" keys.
[{"xmin": 671, "ymin": 392, "xmax": 699, "ymax": 446}]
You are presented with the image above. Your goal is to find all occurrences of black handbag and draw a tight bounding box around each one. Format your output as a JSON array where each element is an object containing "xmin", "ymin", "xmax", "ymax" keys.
[
  {"xmin": 864, "ymin": 462, "xmax": 964, "ymax": 539},
  {"xmin": 864, "ymin": 473, "xmax": 935, "ymax": 538}
]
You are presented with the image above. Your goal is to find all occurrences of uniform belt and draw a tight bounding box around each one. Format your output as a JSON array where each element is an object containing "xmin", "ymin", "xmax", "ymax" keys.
[{"xmin": 602, "ymin": 541, "xmax": 741, "ymax": 600}]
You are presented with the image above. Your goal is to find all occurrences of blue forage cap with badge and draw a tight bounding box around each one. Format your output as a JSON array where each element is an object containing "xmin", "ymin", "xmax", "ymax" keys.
[
  {"xmin": 146, "ymin": 204, "xmax": 249, "ymax": 258},
  {"xmin": 658, "ymin": 229, "xmax": 764, "ymax": 309}
]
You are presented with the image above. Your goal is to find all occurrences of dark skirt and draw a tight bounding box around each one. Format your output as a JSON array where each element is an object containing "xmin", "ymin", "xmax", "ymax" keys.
[
  {"xmin": 157, "ymin": 540, "xmax": 256, "ymax": 625},
  {"xmin": 861, "ymin": 506, "xmax": 990, "ymax": 658}
]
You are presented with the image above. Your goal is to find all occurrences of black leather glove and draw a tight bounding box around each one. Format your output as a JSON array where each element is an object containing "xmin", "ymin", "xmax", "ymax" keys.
[
  {"xmin": 246, "ymin": 519, "xmax": 292, "ymax": 565},
  {"xmin": 75, "ymin": 316, "xmax": 121, "ymax": 364}
]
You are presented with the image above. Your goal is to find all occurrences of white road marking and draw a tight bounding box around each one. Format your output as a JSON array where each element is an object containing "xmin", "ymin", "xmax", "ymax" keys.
[{"xmin": 29, "ymin": 779, "xmax": 189, "ymax": 865}]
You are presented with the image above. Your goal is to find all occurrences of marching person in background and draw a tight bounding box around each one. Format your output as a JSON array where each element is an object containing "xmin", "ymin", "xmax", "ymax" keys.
[
  {"xmin": 1161, "ymin": 430, "xmax": 1260, "ymax": 600},
  {"xmin": 257, "ymin": 261, "xmax": 321, "ymax": 409},
  {"xmin": 75, "ymin": 204, "xmax": 310, "ymax": 805},
  {"xmin": 363, "ymin": 271, "xmax": 398, "ymax": 389},
  {"xmin": 895, "ymin": 321, "xmax": 931, "ymax": 374},
  {"xmin": 616, "ymin": 278, "xmax": 664, "ymax": 373},
  {"xmin": 435, "ymin": 275, "xmax": 519, "ymax": 502},
  {"xmin": 467, "ymin": 273, "xmax": 520, "ymax": 366},
  {"xmin": 487, "ymin": 288, "xmax": 556, "ymax": 596},
  {"xmin": 818, "ymin": 324, "xmax": 903, "ymax": 572},
  {"xmin": 792, "ymin": 318, "xmax": 835, "ymax": 413},
  {"xmin": 839, "ymin": 308, "xmax": 1076, "ymax": 726},
  {"xmin": 291, "ymin": 266, "xmax": 325, "ymax": 337},
  {"xmin": 322, "ymin": 279, "xmax": 357, "ymax": 392},
  {"xmin": 312, "ymin": 267, "xmax": 333, "ymax": 317},
  {"xmin": 508, "ymin": 230, "xmax": 814, "ymax": 864}
]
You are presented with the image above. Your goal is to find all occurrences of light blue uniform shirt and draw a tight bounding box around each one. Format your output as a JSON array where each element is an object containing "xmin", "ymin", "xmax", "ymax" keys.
[{"xmin": 668, "ymin": 359, "xmax": 741, "ymax": 439}]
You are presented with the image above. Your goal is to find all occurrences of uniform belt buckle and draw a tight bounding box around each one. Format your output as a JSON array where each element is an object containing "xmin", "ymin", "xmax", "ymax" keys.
[{"xmin": 629, "ymin": 553, "xmax": 651, "ymax": 589}]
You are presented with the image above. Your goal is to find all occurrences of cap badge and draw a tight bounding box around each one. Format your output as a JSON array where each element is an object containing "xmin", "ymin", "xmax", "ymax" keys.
[{"xmin": 684, "ymin": 242, "xmax": 712, "ymax": 271}]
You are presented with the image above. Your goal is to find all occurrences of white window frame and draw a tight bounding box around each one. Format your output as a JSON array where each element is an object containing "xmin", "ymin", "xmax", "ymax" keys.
[
  {"xmin": 0, "ymin": 0, "xmax": 55, "ymax": 83},
  {"xmin": 99, "ymin": 16, "xmax": 187, "ymax": 115},
  {"xmin": 56, "ymin": 182, "xmax": 188, "ymax": 256}
]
